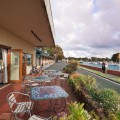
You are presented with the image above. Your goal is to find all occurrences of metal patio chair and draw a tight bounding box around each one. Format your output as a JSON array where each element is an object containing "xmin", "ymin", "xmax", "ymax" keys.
[
  {"xmin": 7, "ymin": 92, "xmax": 33, "ymax": 120},
  {"xmin": 22, "ymin": 76, "xmax": 39, "ymax": 94},
  {"xmin": 40, "ymin": 75, "xmax": 56, "ymax": 86},
  {"xmin": 28, "ymin": 115, "xmax": 52, "ymax": 120},
  {"xmin": 25, "ymin": 75, "xmax": 40, "ymax": 86},
  {"xmin": 41, "ymin": 72, "xmax": 57, "ymax": 86},
  {"xmin": 30, "ymin": 66, "xmax": 41, "ymax": 75},
  {"xmin": 58, "ymin": 73, "xmax": 69, "ymax": 86}
]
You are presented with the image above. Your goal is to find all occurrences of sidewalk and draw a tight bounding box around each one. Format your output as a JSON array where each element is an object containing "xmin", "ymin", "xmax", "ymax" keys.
[
  {"xmin": 0, "ymin": 74, "xmax": 78, "ymax": 120},
  {"xmin": 42, "ymin": 63, "xmax": 55, "ymax": 70}
]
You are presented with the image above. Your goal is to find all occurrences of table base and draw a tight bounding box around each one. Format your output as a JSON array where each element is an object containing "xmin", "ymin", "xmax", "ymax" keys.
[{"xmin": 33, "ymin": 98, "xmax": 67, "ymax": 115}]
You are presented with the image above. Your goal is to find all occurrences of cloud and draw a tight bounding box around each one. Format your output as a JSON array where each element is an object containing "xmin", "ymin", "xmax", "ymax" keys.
[{"xmin": 51, "ymin": 0, "xmax": 120, "ymax": 58}]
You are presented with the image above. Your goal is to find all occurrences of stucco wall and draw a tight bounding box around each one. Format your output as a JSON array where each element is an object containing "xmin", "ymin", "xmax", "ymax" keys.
[{"xmin": 0, "ymin": 28, "xmax": 36, "ymax": 65}]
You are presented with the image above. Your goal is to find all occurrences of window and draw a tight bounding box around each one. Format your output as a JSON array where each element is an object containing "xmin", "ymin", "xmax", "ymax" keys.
[
  {"xmin": 23, "ymin": 53, "xmax": 32, "ymax": 66},
  {"xmin": 27, "ymin": 54, "xmax": 32, "ymax": 66}
]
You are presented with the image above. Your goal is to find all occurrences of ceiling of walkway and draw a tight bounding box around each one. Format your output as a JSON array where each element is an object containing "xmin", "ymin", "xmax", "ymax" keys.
[{"xmin": 0, "ymin": 0, "xmax": 55, "ymax": 47}]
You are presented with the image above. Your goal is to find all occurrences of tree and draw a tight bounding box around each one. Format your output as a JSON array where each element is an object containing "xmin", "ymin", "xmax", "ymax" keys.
[
  {"xmin": 91, "ymin": 57, "xmax": 97, "ymax": 61},
  {"xmin": 41, "ymin": 45, "xmax": 64, "ymax": 61},
  {"xmin": 111, "ymin": 53, "xmax": 120, "ymax": 62},
  {"xmin": 54, "ymin": 45, "xmax": 64, "ymax": 61}
]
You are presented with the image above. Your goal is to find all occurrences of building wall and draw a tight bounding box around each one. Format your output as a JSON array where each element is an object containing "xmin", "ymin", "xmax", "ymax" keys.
[
  {"xmin": 41, "ymin": 56, "xmax": 55, "ymax": 66},
  {"xmin": 0, "ymin": 28, "xmax": 36, "ymax": 65}
]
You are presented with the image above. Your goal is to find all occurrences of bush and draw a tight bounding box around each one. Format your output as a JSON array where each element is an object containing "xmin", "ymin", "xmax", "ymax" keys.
[
  {"xmin": 97, "ymin": 89, "xmax": 120, "ymax": 113},
  {"xmin": 69, "ymin": 73, "xmax": 81, "ymax": 79},
  {"xmin": 108, "ymin": 111, "xmax": 120, "ymax": 120},
  {"xmin": 67, "ymin": 102, "xmax": 91, "ymax": 120},
  {"xmin": 86, "ymin": 86, "xmax": 99, "ymax": 101},
  {"xmin": 69, "ymin": 75, "xmax": 97, "ymax": 91},
  {"xmin": 68, "ymin": 74, "xmax": 120, "ymax": 119},
  {"xmin": 82, "ymin": 76, "xmax": 96, "ymax": 87},
  {"xmin": 63, "ymin": 61, "xmax": 78, "ymax": 74},
  {"xmin": 60, "ymin": 102, "xmax": 95, "ymax": 120},
  {"xmin": 69, "ymin": 75, "xmax": 85, "ymax": 91},
  {"xmin": 87, "ymin": 88, "xmax": 120, "ymax": 114}
]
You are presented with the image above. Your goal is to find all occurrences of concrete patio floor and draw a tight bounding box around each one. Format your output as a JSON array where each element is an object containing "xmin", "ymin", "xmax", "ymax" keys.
[{"xmin": 0, "ymin": 77, "xmax": 79, "ymax": 120}]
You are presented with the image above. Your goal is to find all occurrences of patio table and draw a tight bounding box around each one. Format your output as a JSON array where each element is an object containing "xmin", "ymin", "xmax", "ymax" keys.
[
  {"xmin": 30, "ymin": 86, "xmax": 69, "ymax": 114},
  {"xmin": 32, "ymin": 75, "xmax": 55, "ymax": 86},
  {"xmin": 44, "ymin": 70, "xmax": 64, "ymax": 77}
]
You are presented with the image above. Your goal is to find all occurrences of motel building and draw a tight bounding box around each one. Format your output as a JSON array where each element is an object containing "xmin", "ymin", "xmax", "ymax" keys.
[
  {"xmin": 36, "ymin": 49, "xmax": 55, "ymax": 67},
  {"xmin": 0, "ymin": 0, "xmax": 55, "ymax": 84}
]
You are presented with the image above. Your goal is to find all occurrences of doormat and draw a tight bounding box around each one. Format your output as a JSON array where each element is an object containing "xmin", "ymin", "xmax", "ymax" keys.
[{"xmin": 0, "ymin": 113, "xmax": 13, "ymax": 120}]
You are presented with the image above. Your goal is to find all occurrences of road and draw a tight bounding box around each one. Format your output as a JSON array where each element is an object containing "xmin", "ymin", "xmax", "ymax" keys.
[
  {"xmin": 46, "ymin": 62, "xmax": 120, "ymax": 94},
  {"xmin": 77, "ymin": 68, "xmax": 120, "ymax": 94},
  {"xmin": 46, "ymin": 61, "xmax": 68, "ymax": 71}
]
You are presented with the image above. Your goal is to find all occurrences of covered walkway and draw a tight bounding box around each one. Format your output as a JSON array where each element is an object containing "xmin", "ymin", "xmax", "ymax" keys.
[{"xmin": 0, "ymin": 75, "xmax": 78, "ymax": 120}]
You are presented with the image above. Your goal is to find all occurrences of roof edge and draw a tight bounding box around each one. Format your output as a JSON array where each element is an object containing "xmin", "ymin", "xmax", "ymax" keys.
[{"xmin": 44, "ymin": 0, "xmax": 55, "ymax": 47}]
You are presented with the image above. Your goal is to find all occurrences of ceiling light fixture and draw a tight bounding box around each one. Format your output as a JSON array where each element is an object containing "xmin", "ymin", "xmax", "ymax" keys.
[{"xmin": 31, "ymin": 30, "xmax": 42, "ymax": 42}]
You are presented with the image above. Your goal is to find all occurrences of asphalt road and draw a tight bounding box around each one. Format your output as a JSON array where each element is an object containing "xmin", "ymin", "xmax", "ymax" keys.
[
  {"xmin": 46, "ymin": 61, "xmax": 68, "ymax": 71},
  {"xmin": 46, "ymin": 62, "xmax": 120, "ymax": 94},
  {"xmin": 77, "ymin": 68, "xmax": 120, "ymax": 94}
]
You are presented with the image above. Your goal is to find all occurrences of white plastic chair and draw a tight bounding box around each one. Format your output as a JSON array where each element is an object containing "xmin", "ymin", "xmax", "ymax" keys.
[
  {"xmin": 28, "ymin": 115, "xmax": 52, "ymax": 120},
  {"xmin": 7, "ymin": 92, "xmax": 33, "ymax": 120}
]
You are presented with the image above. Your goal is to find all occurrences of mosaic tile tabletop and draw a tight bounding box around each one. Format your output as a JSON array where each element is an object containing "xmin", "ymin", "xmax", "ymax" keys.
[
  {"xmin": 33, "ymin": 75, "xmax": 54, "ymax": 82},
  {"xmin": 30, "ymin": 86, "xmax": 69, "ymax": 100}
]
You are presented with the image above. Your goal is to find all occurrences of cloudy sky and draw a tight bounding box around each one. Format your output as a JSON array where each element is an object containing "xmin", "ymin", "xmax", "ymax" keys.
[{"xmin": 50, "ymin": 0, "xmax": 120, "ymax": 58}]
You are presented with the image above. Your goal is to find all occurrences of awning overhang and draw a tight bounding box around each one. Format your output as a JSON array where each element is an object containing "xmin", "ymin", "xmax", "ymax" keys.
[
  {"xmin": 0, "ymin": 0, "xmax": 55, "ymax": 47},
  {"xmin": 36, "ymin": 49, "xmax": 54, "ymax": 59},
  {"xmin": 36, "ymin": 49, "xmax": 42, "ymax": 58}
]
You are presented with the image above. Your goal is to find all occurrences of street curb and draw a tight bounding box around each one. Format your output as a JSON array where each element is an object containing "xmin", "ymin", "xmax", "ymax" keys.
[{"xmin": 79, "ymin": 67, "xmax": 120, "ymax": 85}]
